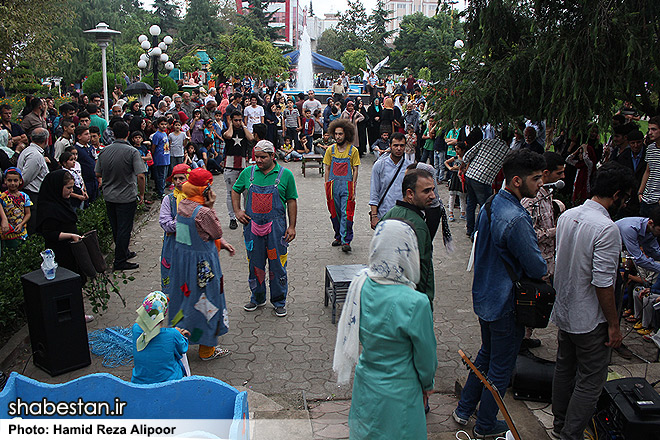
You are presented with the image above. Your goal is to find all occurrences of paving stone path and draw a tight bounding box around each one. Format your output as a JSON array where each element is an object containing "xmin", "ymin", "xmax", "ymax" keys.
[{"xmin": 10, "ymin": 154, "xmax": 659, "ymax": 439}]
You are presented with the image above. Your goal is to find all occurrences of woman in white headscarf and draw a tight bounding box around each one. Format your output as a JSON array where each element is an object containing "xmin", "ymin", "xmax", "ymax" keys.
[{"xmin": 334, "ymin": 219, "xmax": 437, "ymax": 440}]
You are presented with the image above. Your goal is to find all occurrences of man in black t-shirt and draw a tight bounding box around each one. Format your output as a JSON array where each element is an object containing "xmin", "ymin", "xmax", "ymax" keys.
[
  {"xmin": 223, "ymin": 93, "xmax": 243, "ymax": 128},
  {"xmin": 222, "ymin": 111, "xmax": 253, "ymax": 229}
]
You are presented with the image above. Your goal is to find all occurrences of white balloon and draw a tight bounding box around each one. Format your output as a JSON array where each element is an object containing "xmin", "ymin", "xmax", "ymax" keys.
[
  {"xmin": 149, "ymin": 25, "xmax": 161, "ymax": 36},
  {"xmin": 138, "ymin": 35, "xmax": 148, "ymax": 43},
  {"xmin": 158, "ymin": 42, "xmax": 167, "ymax": 51},
  {"xmin": 160, "ymin": 54, "xmax": 169, "ymax": 62},
  {"xmin": 137, "ymin": 60, "xmax": 147, "ymax": 69},
  {"xmin": 165, "ymin": 61, "xmax": 175, "ymax": 71},
  {"xmin": 454, "ymin": 39, "xmax": 464, "ymax": 49},
  {"xmin": 141, "ymin": 40, "xmax": 151, "ymax": 50},
  {"xmin": 163, "ymin": 36, "xmax": 173, "ymax": 45},
  {"xmin": 151, "ymin": 47, "xmax": 162, "ymax": 57}
]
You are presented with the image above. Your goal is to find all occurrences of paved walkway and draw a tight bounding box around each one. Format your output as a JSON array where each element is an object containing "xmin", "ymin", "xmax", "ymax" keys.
[{"xmin": 7, "ymin": 154, "xmax": 660, "ymax": 439}]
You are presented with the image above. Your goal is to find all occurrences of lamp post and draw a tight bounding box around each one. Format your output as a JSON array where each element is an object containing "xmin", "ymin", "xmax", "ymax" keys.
[
  {"xmin": 84, "ymin": 22, "xmax": 121, "ymax": 124},
  {"xmin": 137, "ymin": 25, "xmax": 174, "ymax": 90}
]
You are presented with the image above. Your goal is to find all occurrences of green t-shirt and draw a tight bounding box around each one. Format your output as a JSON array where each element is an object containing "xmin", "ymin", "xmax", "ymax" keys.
[
  {"xmin": 232, "ymin": 163, "xmax": 298, "ymax": 206},
  {"xmin": 423, "ymin": 128, "xmax": 435, "ymax": 151}
]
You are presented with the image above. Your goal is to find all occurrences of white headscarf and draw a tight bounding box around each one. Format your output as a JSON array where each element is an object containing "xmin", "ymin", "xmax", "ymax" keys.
[{"xmin": 333, "ymin": 219, "xmax": 420, "ymax": 384}]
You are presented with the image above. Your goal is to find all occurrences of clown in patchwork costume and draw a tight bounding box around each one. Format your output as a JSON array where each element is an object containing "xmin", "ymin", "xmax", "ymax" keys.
[{"xmin": 168, "ymin": 168, "xmax": 236, "ymax": 360}]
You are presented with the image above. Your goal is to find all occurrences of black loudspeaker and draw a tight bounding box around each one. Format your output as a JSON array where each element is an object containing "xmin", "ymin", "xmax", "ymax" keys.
[
  {"xmin": 21, "ymin": 268, "xmax": 91, "ymax": 376},
  {"xmin": 511, "ymin": 352, "xmax": 555, "ymax": 403},
  {"xmin": 595, "ymin": 378, "xmax": 660, "ymax": 440}
]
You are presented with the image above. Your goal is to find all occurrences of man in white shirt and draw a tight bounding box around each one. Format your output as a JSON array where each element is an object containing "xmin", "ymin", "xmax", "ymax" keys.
[
  {"xmin": 551, "ymin": 162, "xmax": 634, "ymax": 440},
  {"xmin": 243, "ymin": 95, "xmax": 264, "ymax": 133},
  {"xmin": 16, "ymin": 128, "xmax": 49, "ymax": 234},
  {"xmin": 302, "ymin": 90, "xmax": 322, "ymax": 115}
]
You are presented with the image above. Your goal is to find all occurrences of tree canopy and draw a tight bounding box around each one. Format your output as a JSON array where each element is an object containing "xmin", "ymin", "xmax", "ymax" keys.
[
  {"xmin": 210, "ymin": 26, "xmax": 289, "ymax": 81},
  {"xmin": 317, "ymin": 0, "xmax": 392, "ymax": 64},
  {"xmin": 391, "ymin": 9, "xmax": 463, "ymax": 79},
  {"xmin": 431, "ymin": 0, "xmax": 660, "ymax": 129}
]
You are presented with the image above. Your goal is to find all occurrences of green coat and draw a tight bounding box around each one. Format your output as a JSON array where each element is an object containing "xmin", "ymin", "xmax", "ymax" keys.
[
  {"xmin": 380, "ymin": 201, "xmax": 434, "ymax": 306},
  {"xmin": 349, "ymin": 279, "xmax": 437, "ymax": 439}
]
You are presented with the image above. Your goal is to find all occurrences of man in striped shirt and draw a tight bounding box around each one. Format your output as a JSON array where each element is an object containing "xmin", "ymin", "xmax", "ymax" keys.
[{"xmin": 638, "ymin": 116, "xmax": 660, "ymax": 217}]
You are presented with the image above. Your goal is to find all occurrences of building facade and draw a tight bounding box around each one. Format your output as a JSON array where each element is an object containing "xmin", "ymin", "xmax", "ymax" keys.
[{"xmin": 385, "ymin": 0, "xmax": 438, "ymax": 41}]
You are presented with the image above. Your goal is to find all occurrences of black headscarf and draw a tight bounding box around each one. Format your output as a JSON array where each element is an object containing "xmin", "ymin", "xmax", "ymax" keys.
[
  {"xmin": 128, "ymin": 115, "xmax": 144, "ymax": 134},
  {"xmin": 36, "ymin": 169, "xmax": 78, "ymax": 233}
]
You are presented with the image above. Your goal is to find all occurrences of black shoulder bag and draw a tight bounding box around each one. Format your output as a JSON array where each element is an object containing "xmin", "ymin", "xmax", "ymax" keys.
[{"xmin": 483, "ymin": 195, "xmax": 556, "ymax": 328}]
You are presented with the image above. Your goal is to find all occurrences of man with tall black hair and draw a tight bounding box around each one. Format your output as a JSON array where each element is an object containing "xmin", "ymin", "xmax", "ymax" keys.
[
  {"xmin": 551, "ymin": 162, "xmax": 634, "ymax": 440},
  {"xmin": 453, "ymin": 149, "xmax": 547, "ymax": 439}
]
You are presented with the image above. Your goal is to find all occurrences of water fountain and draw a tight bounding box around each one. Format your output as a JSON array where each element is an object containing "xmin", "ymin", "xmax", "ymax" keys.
[{"xmin": 297, "ymin": 26, "xmax": 314, "ymax": 92}]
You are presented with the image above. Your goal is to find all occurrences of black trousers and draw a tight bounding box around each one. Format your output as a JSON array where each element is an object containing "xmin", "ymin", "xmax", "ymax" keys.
[
  {"xmin": 105, "ymin": 200, "xmax": 137, "ymax": 266},
  {"xmin": 23, "ymin": 189, "xmax": 38, "ymax": 236}
]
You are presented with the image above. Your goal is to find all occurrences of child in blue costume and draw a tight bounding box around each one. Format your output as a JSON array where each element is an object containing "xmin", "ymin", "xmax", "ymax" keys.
[
  {"xmin": 159, "ymin": 164, "xmax": 191, "ymax": 295},
  {"xmin": 132, "ymin": 291, "xmax": 190, "ymax": 384}
]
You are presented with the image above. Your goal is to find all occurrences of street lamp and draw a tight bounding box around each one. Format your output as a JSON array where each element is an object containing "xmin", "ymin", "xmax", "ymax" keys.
[
  {"xmin": 137, "ymin": 25, "xmax": 174, "ymax": 89},
  {"xmin": 84, "ymin": 22, "xmax": 121, "ymax": 124}
]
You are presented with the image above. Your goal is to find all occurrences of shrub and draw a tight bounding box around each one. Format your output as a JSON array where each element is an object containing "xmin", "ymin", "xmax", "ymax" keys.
[
  {"xmin": 142, "ymin": 73, "xmax": 179, "ymax": 97},
  {"xmin": 0, "ymin": 196, "xmax": 115, "ymax": 342},
  {"xmin": 82, "ymin": 72, "xmax": 127, "ymax": 95}
]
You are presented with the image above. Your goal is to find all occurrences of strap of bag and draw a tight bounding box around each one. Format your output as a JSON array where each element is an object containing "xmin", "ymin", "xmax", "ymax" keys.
[
  {"xmin": 483, "ymin": 194, "xmax": 520, "ymax": 284},
  {"xmin": 377, "ymin": 156, "xmax": 406, "ymax": 210}
]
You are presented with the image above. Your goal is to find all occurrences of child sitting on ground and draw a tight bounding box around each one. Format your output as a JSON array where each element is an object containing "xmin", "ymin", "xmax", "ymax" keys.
[
  {"xmin": 0, "ymin": 167, "xmax": 32, "ymax": 250},
  {"xmin": 131, "ymin": 290, "xmax": 190, "ymax": 384},
  {"xmin": 278, "ymin": 137, "xmax": 302, "ymax": 162}
]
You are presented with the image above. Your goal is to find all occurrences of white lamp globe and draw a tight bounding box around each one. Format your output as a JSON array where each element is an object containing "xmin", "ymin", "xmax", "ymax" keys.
[
  {"xmin": 138, "ymin": 35, "xmax": 148, "ymax": 43},
  {"xmin": 151, "ymin": 47, "xmax": 162, "ymax": 57},
  {"xmin": 140, "ymin": 53, "xmax": 149, "ymax": 62},
  {"xmin": 140, "ymin": 40, "xmax": 151, "ymax": 50},
  {"xmin": 160, "ymin": 53, "xmax": 169, "ymax": 62},
  {"xmin": 454, "ymin": 39, "xmax": 464, "ymax": 49},
  {"xmin": 158, "ymin": 42, "xmax": 167, "ymax": 51},
  {"xmin": 137, "ymin": 60, "xmax": 148, "ymax": 69},
  {"xmin": 165, "ymin": 61, "xmax": 175, "ymax": 71},
  {"xmin": 149, "ymin": 25, "xmax": 161, "ymax": 36},
  {"xmin": 163, "ymin": 36, "xmax": 173, "ymax": 45}
]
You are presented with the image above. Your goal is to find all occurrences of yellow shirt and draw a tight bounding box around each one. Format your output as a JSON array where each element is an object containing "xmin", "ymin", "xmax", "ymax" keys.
[{"xmin": 322, "ymin": 143, "xmax": 361, "ymax": 167}]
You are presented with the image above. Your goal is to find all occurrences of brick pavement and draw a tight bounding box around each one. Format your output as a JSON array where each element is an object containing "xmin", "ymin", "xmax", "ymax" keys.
[{"xmin": 10, "ymin": 154, "xmax": 660, "ymax": 438}]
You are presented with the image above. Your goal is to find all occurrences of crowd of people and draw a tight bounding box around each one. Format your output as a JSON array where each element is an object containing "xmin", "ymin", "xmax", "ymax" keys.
[{"xmin": 2, "ymin": 75, "xmax": 660, "ymax": 440}]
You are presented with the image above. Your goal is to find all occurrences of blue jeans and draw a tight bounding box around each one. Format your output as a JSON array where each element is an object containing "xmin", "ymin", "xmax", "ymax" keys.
[
  {"xmin": 455, "ymin": 311, "xmax": 524, "ymax": 432},
  {"xmin": 434, "ymin": 151, "xmax": 446, "ymax": 182},
  {"xmin": 420, "ymin": 148, "xmax": 433, "ymax": 164},
  {"xmin": 466, "ymin": 177, "xmax": 493, "ymax": 236},
  {"xmin": 153, "ymin": 164, "xmax": 168, "ymax": 197}
]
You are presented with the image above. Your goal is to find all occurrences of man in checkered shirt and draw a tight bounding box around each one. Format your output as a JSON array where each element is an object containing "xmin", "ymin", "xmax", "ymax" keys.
[{"xmin": 463, "ymin": 134, "xmax": 510, "ymax": 239}]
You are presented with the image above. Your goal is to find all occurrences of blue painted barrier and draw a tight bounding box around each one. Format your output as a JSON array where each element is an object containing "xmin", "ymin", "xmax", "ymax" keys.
[{"xmin": 0, "ymin": 372, "xmax": 248, "ymax": 439}]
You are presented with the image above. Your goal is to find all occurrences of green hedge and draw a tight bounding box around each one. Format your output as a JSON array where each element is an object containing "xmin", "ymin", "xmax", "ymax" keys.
[
  {"xmin": 0, "ymin": 197, "xmax": 113, "ymax": 342},
  {"xmin": 141, "ymin": 73, "xmax": 178, "ymax": 97},
  {"xmin": 82, "ymin": 72, "xmax": 127, "ymax": 95}
]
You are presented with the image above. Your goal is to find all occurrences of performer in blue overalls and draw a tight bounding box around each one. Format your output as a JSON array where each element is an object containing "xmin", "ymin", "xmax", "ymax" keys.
[
  {"xmin": 324, "ymin": 119, "xmax": 360, "ymax": 253},
  {"xmin": 232, "ymin": 140, "xmax": 298, "ymax": 317}
]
